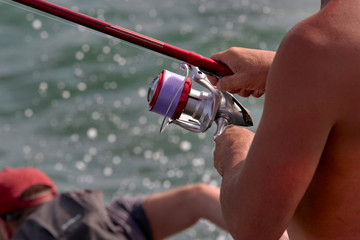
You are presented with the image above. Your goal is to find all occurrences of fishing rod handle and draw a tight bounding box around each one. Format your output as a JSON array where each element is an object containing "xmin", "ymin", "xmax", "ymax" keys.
[{"xmin": 185, "ymin": 51, "xmax": 233, "ymax": 77}]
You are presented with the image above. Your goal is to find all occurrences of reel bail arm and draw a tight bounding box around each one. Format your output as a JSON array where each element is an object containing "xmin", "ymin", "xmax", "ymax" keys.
[{"xmin": 147, "ymin": 64, "xmax": 253, "ymax": 139}]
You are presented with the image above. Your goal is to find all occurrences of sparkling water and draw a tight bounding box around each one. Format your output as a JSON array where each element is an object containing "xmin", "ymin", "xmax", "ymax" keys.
[{"xmin": 0, "ymin": 0, "xmax": 318, "ymax": 238}]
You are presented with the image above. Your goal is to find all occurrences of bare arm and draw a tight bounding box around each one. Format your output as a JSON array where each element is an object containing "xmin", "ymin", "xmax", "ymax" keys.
[
  {"xmin": 143, "ymin": 183, "xmax": 226, "ymax": 240},
  {"xmin": 214, "ymin": 22, "xmax": 339, "ymax": 239}
]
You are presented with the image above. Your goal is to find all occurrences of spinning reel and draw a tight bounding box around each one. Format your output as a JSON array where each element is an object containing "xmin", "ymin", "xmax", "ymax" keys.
[{"xmin": 147, "ymin": 63, "xmax": 253, "ymax": 139}]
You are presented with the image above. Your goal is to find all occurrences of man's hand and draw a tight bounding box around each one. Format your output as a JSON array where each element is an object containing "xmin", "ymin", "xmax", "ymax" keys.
[
  {"xmin": 213, "ymin": 126, "xmax": 254, "ymax": 177},
  {"xmin": 208, "ymin": 47, "xmax": 275, "ymax": 98}
]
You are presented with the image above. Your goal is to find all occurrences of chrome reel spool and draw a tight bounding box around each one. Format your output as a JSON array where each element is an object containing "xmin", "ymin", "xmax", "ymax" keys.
[{"xmin": 147, "ymin": 63, "xmax": 253, "ymax": 139}]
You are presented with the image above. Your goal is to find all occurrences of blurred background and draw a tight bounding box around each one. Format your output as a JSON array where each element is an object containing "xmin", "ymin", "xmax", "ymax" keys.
[{"xmin": 0, "ymin": 0, "xmax": 318, "ymax": 238}]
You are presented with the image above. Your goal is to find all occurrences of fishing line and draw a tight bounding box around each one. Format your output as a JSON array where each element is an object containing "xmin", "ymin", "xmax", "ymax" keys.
[
  {"xmin": 159, "ymin": 65, "xmax": 190, "ymax": 132},
  {"xmin": 0, "ymin": 0, "xmax": 175, "ymax": 62},
  {"xmin": 1, "ymin": 0, "xmax": 85, "ymax": 31}
]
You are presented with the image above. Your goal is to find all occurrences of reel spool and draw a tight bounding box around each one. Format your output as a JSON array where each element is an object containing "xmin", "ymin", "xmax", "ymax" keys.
[{"xmin": 147, "ymin": 64, "xmax": 253, "ymax": 138}]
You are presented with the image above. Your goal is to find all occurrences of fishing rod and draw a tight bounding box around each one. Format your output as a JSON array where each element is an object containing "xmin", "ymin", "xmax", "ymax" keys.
[
  {"xmin": 10, "ymin": 0, "xmax": 253, "ymax": 138},
  {"xmin": 11, "ymin": 0, "xmax": 232, "ymax": 77}
]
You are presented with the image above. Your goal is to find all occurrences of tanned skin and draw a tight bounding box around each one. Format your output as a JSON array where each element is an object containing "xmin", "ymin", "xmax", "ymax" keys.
[{"xmin": 211, "ymin": 0, "xmax": 360, "ymax": 239}]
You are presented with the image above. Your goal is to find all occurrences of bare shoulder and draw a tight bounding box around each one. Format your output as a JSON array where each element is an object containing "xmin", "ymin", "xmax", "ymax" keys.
[
  {"xmin": 265, "ymin": 16, "xmax": 338, "ymax": 113},
  {"xmin": 275, "ymin": 16, "xmax": 343, "ymax": 71},
  {"xmin": 274, "ymin": 2, "xmax": 360, "ymax": 74},
  {"xmin": 268, "ymin": 7, "xmax": 360, "ymax": 100}
]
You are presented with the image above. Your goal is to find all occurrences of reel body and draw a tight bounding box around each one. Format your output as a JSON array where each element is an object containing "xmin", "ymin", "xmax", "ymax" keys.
[{"xmin": 147, "ymin": 64, "xmax": 253, "ymax": 138}]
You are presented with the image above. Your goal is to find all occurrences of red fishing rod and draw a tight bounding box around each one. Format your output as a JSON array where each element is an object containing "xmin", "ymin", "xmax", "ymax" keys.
[{"xmin": 11, "ymin": 0, "xmax": 232, "ymax": 77}]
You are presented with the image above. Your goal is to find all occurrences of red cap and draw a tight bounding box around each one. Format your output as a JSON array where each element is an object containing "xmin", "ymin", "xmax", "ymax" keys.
[{"xmin": 0, "ymin": 167, "xmax": 58, "ymax": 216}]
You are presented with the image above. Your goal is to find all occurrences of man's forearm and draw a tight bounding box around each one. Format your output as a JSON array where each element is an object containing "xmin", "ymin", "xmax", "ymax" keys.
[{"xmin": 219, "ymin": 161, "xmax": 288, "ymax": 240}]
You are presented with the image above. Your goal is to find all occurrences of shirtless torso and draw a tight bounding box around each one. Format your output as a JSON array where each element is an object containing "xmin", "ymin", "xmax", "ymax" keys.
[
  {"xmin": 288, "ymin": 1, "xmax": 360, "ymax": 239},
  {"xmin": 212, "ymin": 0, "xmax": 360, "ymax": 239}
]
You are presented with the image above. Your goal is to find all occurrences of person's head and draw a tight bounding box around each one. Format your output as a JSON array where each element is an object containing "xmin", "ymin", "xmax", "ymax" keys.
[{"xmin": 0, "ymin": 167, "xmax": 58, "ymax": 239}]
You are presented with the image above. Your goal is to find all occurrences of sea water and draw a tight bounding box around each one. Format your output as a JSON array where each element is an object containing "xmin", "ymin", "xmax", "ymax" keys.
[{"xmin": 0, "ymin": 0, "xmax": 318, "ymax": 239}]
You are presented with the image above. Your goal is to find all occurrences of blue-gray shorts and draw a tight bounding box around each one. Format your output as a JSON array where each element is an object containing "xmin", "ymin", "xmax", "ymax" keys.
[{"xmin": 106, "ymin": 196, "xmax": 153, "ymax": 240}]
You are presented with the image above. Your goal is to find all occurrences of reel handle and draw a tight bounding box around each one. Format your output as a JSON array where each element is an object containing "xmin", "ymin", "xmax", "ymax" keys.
[{"xmin": 214, "ymin": 117, "xmax": 229, "ymax": 139}]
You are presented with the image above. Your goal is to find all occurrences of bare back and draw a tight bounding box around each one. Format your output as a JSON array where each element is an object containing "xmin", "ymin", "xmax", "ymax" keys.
[{"xmin": 287, "ymin": 0, "xmax": 360, "ymax": 239}]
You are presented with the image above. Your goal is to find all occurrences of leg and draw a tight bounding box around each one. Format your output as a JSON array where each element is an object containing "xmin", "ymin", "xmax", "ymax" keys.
[{"xmin": 142, "ymin": 183, "xmax": 226, "ymax": 240}]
